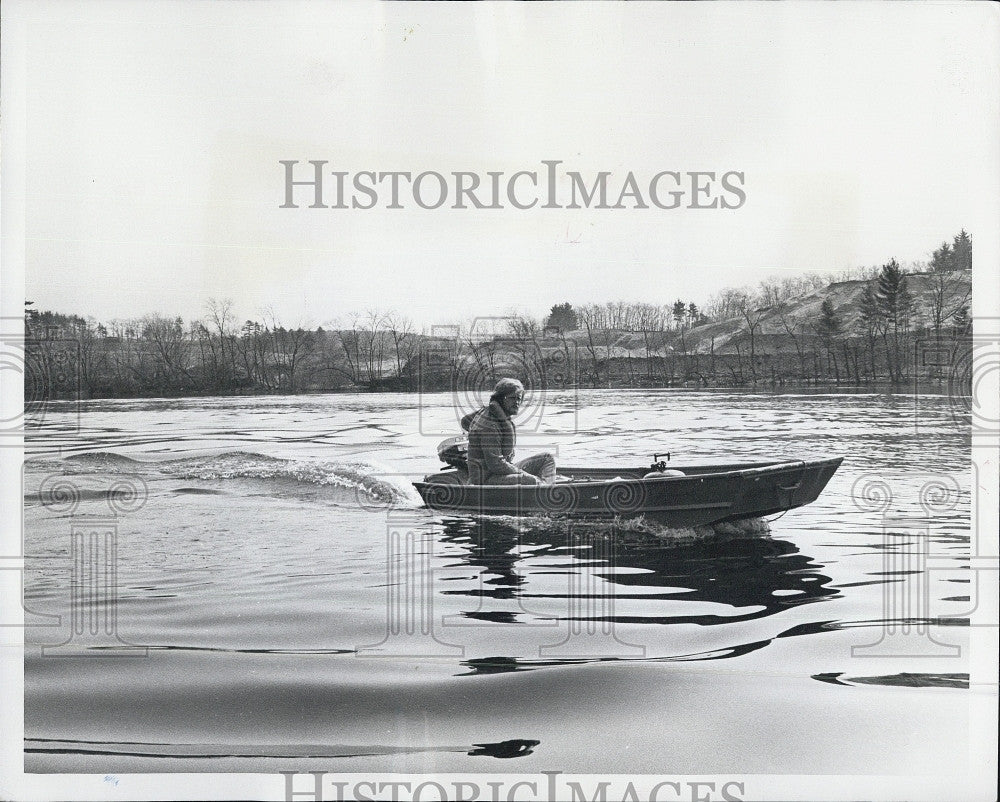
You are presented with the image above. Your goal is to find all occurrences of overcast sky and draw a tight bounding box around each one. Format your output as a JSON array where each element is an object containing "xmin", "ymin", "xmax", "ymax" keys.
[{"xmin": 8, "ymin": 1, "xmax": 1000, "ymax": 330}]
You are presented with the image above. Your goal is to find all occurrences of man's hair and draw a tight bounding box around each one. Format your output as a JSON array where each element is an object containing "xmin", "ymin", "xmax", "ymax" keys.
[{"xmin": 491, "ymin": 377, "xmax": 524, "ymax": 400}]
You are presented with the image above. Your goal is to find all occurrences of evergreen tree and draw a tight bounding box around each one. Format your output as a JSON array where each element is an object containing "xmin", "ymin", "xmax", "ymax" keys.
[
  {"xmin": 817, "ymin": 299, "xmax": 842, "ymax": 339},
  {"xmin": 858, "ymin": 283, "xmax": 885, "ymax": 379},
  {"xmin": 931, "ymin": 241, "xmax": 954, "ymax": 272},
  {"xmin": 876, "ymin": 259, "xmax": 913, "ymax": 328},
  {"xmin": 859, "ymin": 284, "xmax": 882, "ymax": 333},
  {"xmin": 931, "ymin": 230, "xmax": 972, "ymax": 272},
  {"xmin": 875, "ymin": 259, "xmax": 913, "ymax": 382},
  {"xmin": 951, "ymin": 229, "xmax": 972, "ymax": 271},
  {"xmin": 815, "ymin": 298, "xmax": 843, "ymax": 382},
  {"xmin": 672, "ymin": 299, "xmax": 687, "ymax": 329},
  {"xmin": 545, "ymin": 302, "xmax": 578, "ymax": 332}
]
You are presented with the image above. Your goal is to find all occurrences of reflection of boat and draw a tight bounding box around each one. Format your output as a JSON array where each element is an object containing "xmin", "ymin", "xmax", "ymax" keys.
[
  {"xmin": 438, "ymin": 515, "xmax": 839, "ymax": 641},
  {"xmin": 414, "ymin": 455, "xmax": 843, "ymax": 527}
]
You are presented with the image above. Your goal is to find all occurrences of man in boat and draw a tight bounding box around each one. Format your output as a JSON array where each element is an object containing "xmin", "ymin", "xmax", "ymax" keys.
[{"xmin": 461, "ymin": 377, "xmax": 557, "ymax": 486}]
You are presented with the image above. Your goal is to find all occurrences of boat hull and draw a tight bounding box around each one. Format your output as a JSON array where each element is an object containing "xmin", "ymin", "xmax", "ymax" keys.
[{"xmin": 413, "ymin": 457, "xmax": 844, "ymax": 527}]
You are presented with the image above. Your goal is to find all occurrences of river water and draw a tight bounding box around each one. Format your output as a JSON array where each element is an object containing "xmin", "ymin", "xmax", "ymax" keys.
[{"xmin": 20, "ymin": 390, "xmax": 980, "ymax": 779}]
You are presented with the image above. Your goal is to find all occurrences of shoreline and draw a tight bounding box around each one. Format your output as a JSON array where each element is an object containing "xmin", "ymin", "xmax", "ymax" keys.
[{"xmin": 34, "ymin": 378, "xmax": 970, "ymax": 404}]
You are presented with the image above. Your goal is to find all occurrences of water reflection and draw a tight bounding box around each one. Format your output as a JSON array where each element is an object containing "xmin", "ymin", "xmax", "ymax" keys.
[{"xmin": 438, "ymin": 516, "xmax": 839, "ymax": 629}]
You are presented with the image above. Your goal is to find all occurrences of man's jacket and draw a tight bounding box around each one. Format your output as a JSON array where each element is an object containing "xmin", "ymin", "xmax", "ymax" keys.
[{"xmin": 461, "ymin": 400, "xmax": 517, "ymax": 485}]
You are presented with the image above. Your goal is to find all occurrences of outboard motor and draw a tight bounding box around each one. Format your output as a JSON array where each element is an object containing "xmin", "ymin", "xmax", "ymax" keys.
[{"xmin": 437, "ymin": 436, "xmax": 469, "ymax": 471}]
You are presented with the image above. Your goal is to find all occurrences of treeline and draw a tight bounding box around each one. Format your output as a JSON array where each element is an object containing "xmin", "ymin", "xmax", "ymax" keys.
[
  {"xmin": 24, "ymin": 303, "xmax": 423, "ymax": 399},
  {"xmin": 24, "ymin": 231, "xmax": 973, "ymax": 399}
]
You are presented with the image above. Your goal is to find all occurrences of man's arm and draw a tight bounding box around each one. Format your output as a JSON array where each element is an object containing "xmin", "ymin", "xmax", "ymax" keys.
[
  {"xmin": 478, "ymin": 425, "xmax": 520, "ymax": 476},
  {"xmin": 479, "ymin": 429, "xmax": 539, "ymax": 483}
]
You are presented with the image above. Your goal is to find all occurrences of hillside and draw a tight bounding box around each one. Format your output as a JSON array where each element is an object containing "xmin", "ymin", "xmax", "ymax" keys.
[
  {"xmin": 557, "ymin": 270, "xmax": 970, "ymax": 359},
  {"xmin": 688, "ymin": 271, "xmax": 968, "ymax": 355}
]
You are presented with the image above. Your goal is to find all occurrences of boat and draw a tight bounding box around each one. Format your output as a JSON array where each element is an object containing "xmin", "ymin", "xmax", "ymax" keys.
[{"xmin": 413, "ymin": 442, "xmax": 843, "ymax": 527}]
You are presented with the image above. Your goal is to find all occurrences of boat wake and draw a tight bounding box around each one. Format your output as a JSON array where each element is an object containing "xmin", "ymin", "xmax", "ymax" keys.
[
  {"xmin": 467, "ymin": 512, "xmax": 771, "ymax": 543},
  {"xmin": 25, "ymin": 451, "xmax": 424, "ymax": 509}
]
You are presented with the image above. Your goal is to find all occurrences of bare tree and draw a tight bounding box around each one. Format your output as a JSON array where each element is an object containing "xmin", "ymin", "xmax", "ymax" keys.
[
  {"xmin": 66, "ymin": 316, "xmax": 107, "ymax": 398},
  {"xmin": 334, "ymin": 323, "xmax": 362, "ymax": 385},
  {"xmin": 141, "ymin": 314, "xmax": 192, "ymax": 391},
  {"xmin": 774, "ymin": 304, "xmax": 810, "ymax": 381},
  {"xmin": 925, "ymin": 269, "xmax": 971, "ymax": 342},
  {"xmin": 815, "ymin": 299, "xmax": 843, "ymax": 383},
  {"xmin": 260, "ymin": 307, "xmax": 316, "ymax": 393},
  {"xmin": 386, "ymin": 312, "xmax": 418, "ymax": 386},
  {"xmin": 732, "ymin": 290, "xmax": 769, "ymax": 383},
  {"xmin": 337, "ymin": 310, "xmax": 391, "ymax": 386},
  {"xmin": 635, "ymin": 304, "xmax": 669, "ymax": 384},
  {"xmin": 106, "ymin": 319, "xmax": 147, "ymax": 393},
  {"xmin": 859, "ymin": 283, "xmax": 884, "ymax": 381},
  {"xmin": 205, "ymin": 298, "xmax": 237, "ymax": 391},
  {"xmin": 576, "ymin": 306, "xmax": 607, "ymax": 387},
  {"xmin": 757, "ymin": 278, "xmax": 786, "ymax": 309},
  {"xmin": 236, "ymin": 319, "xmax": 272, "ymax": 391}
]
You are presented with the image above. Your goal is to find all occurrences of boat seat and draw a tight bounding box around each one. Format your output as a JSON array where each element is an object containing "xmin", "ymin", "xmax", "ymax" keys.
[{"xmin": 431, "ymin": 470, "xmax": 469, "ymax": 486}]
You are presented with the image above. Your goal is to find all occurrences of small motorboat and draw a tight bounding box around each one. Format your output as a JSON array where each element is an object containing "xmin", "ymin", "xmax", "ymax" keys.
[{"xmin": 413, "ymin": 439, "xmax": 843, "ymax": 527}]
